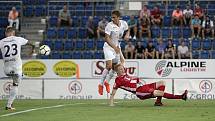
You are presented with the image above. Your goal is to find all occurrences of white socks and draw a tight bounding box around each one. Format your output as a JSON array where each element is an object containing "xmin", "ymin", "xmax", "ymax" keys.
[
  {"xmin": 105, "ymin": 69, "xmax": 115, "ymax": 83},
  {"xmin": 7, "ymin": 86, "xmax": 18, "ymax": 108},
  {"xmin": 99, "ymin": 68, "xmax": 109, "ymax": 85}
]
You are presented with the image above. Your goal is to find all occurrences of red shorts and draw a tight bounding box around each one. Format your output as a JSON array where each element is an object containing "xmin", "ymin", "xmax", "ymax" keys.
[{"xmin": 136, "ymin": 83, "xmax": 156, "ymax": 100}]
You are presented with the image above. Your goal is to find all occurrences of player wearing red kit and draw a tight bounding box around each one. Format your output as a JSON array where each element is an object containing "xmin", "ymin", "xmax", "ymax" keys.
[{"xmin": 109, "ymin": 64, "xmax": 188, "ymax": 106}]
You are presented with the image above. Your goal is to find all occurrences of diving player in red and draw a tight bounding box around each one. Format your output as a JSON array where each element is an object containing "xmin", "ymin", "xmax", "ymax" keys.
[{"xmin": 109, "ymin": 64, "xmax": 188, "ymax": 106}]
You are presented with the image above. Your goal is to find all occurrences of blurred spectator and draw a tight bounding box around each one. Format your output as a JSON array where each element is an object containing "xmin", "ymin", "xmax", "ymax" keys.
[
  {"xmin": 127, "ymin": 15, "xmax": 138, "ymax": 40},
  {"xmin": 172, "ymin": 6, "xmax": 183, "ymax": 26},
  {"xmin": 194, "ymin": 4, "xmax": 204, "ymax": 22},
  {"xmin": 150, "ymin": 6, "xmax": 163, "ymax": 26},
  {"xmin": 156, "ymin": 39, "xmax": 165, "ymax": 59},
  {"xmin": 8, "ymin": 7, "xmax": 19, "ymax": 30},
  {"xmin": 58, "ymin": 5, "xmax": 71, "ymax": 27},
  {"xmin": 124, "ymin": 41, "xmax": 135, "ymax": 59},
  {"xmin": 135, "ymin": 41, "xmax": 145, "ymax": 59},
  {"xmin": 87, "ymin": 16, "xmax": 96, "ymax": 39},
  {"xmin": 165, "ymin": 39, "xmax": 175, "ymax": 59},
  {"xmin": 191, "ymin": 14, "xmax": 201, "ymax": 38},
  {"xmin": 202, "ymin": 15, "xmax": 214, "ymax": 39},
  {"xmin": 139, "ymin": 5, "xmax": 150, "ymax": 20},
  {"xmin": 97, "ymin": 17, "xmax": 108, "ymax": 39},
  {"xmin": 145, "ymin": 41, "xmax": 155, "ymax": 59},
  {"xmin": 183, "ymin": 5, "xmax": 193, "ymax": 26},
  {"xmin": 178, "ymin": 40, "xmax": 190, "ymax": 59},
  {"xmin": 139, "ymin": 16, "xmax": 151, "ymax": 39}
]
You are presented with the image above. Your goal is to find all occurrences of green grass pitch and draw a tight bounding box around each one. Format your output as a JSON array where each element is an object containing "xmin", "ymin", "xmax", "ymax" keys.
[{"xmin": 0, "ymin": 99, "xmax": 214, "ymax": 121}]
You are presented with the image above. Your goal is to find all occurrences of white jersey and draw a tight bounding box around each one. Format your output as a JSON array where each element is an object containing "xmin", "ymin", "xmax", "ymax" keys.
[
  {"xmin": 0, "ymin": 36, "xmax": 28, "ymax": 75},
  {"xmin": 104, "ymin": 20, "xmax": 128, "ymax": 48}
]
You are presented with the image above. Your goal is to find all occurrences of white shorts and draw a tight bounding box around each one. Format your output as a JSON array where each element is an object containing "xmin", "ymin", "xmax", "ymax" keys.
[{"xmin": 103, "ymin": 45, "xmax": 124, "ymax": 64}]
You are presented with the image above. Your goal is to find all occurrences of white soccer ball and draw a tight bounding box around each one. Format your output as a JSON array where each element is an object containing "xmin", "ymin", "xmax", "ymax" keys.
[{"xmin": 39, "ymin": 45, "xmax": 51, "ymax": 55}]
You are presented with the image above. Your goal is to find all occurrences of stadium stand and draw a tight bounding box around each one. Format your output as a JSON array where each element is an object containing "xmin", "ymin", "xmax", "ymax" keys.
[{"xmin": 1, "ymin": 0, "xmax": 215, "ymax": 59}]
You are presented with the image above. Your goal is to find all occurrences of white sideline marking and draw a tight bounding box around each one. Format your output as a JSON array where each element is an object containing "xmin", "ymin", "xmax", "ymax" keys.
[{"xmin": 0, "ymin": 103, "xmax": 85, "ymax": 118}]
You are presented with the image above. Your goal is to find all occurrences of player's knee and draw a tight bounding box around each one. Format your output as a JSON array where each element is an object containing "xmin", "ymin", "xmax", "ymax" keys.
[{"xmin": 153, "ymin": 90, "xmax": 164, "ymax": 97}]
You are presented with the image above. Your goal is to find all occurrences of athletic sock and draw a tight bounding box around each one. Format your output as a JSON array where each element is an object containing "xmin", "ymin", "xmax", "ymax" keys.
[
  {"xmin": 7, "ymin": 86, "xmax": 18, "ymax": 108},
  {"xmin": 105, "ymin": 69, "xmax": 115, "ymax": 83},
  {"xmin": 163, "ymin": 93, "xmax": 182, "ymax": 99},
  {"xmin": 99, "ymin": 68, "xmax": 109, "ymax": 85},
  {"xmin": 156, "ymin": 85, "xmax": 166, "ymax": 103}
]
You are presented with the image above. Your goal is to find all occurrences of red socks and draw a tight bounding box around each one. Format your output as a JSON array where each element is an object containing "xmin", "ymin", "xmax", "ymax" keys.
[{"xmin": 163, "ymin": 93, "xmax": 182, "ymax": 99}]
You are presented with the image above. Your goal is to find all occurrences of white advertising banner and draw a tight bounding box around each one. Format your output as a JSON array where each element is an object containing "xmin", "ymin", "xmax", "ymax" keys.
[
  {"xmin": 0, "ymin": 59, "xmax": 215, "ymax": 79},
  {"xmin": 0, "ymin": 79, "xmax": 42, "ymax": 99},
  {"xmin": 44, "ymin": 79, "xmax": 172, "ymax": 99},
  {"xmin": 174, "ymin": 79, "xmax": 215, "ymax": 100}
]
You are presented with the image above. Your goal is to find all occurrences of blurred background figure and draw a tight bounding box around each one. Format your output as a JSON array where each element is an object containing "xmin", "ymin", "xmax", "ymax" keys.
[
  {"xmin": 8, "ymin": 7, "xmax": 19, "ymax": 30},
  {"xmin": 178, "ymin": 40, "xmax": 190, "ymax": 59},
  {"xmin": 97, "ymin": 17, "xmax": 108, "ymax": 39},
  {"xmin": 145, "ymin": 41, "xmax": 155, "ymax": 59},
  {"xmin": 135, "ymin": 41, "xmax": 145, "ymax": 59},
  {"xmin": 127, "ymin": 15, "xmax": 138, "ymax": 40},
  {"xmin": 58, "ymin": 4, "xmax": 71, "ymax": 27},
  {"xmin": 125, "ymin": 41, "xmax": 135, "ymax": 59}
]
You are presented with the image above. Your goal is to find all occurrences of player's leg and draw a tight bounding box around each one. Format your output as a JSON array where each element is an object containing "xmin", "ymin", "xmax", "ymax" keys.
[
  {"xmin": 154, "ymin": 81, "xmax": 166, "ymax": 106},
  {"xmin": 6, "ymin": 74, "xmax": 21, "ymax": 110}
]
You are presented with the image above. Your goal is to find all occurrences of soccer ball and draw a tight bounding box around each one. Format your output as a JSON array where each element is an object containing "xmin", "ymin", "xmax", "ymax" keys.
[{"xmin": 39, "ymin": 45, "xmax": 51, "ymax": 55}]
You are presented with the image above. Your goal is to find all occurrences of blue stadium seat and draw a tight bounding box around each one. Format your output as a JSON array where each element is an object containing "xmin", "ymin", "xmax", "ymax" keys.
[
  {"xmin": 94, "ymin": 51, "xmax": 104, "ymax": 59},
  {"xmin": 75, "ymin": 39, "xmax": 85, "ymax": 50},
  {"xmin": 95, "ymin": 6, "xmax": 105, "ymax": 16},
  {"xmin": 40, "ymin": 55, "xmax": 50, "ymax": 59},
  {"xmin": 0, "ymin": 17, "xmax": 8, "ymax": 28},
  {"xmin": 57, "ymin": 28, "xmax": 66, "ymax": 39},
  {"xmin": 213, "ymin": 41, "xmax": 215, "ymax": 50},
  {"xmin": 62, "ymin": 51, "xmax": 72, "ymax": 59},
  {"xmin": 49, "ymin": 16, "xmax": 58, "ymax": 27},
  {"xmin": 71, "ymin": 16, "xmax": 79, "ymax": 27},
  {"xmin": 51, "ymin": 51, "xmax": 61, "ymax": 59},
  {"xmin": 192, "ymin": 39, "xmax": 201, "ymax": 50},
  {"xmin": 151, "ymin": 27, "xmax": 160, "ymax": 38},
  {"xmin": 83, "ymin": 51, "xmax": 94, "ymax": 59},
  {"xmin": 75, "ymin": 5, "xmax": 85, "ymax": 16},
  {"xmin": 43, "ymin": 39, "xmax": 53, "ymax": 49},
  {"xmin": 85, "ymin": 39, "xmax": 95, "ymax": 50},
  {"xmin": 72, "ymin": 51, "xmax": 82, "ymax": 59},
  {"xmin": 172, "ymin": 39, "xmax": 180, "ymax": 47},
  {"xmin": 81, "ymin": 16, "xmax": 88, "ymax": 27},
  {"xmin": 54, "ymin": 40, "xmax": 63, "ymax": 51},
  {"xmin": 200, "ymin": 51, "xmax": 210, "ymax": 59},
  {"xmin": 47, "ymin": 28, "xmax": 57, "ymax": 38},
  {"xmin": 24, "ymin": 6, "xmax": 34, "ymax": 17},
  {"xmin": 86, "ymin": 5, "xmax": 93, "ymax": 16},
  {"xmin": 67, "ymin": 28, "xmax": 77, "ymax": 39},
  {"xmin": 64, "ymin": 40, "xmax": 74, "ymax": 50},
  {"xmin": 78, "ymin": 28, "xmax": 87, "ymax": 39},
  {"xmin": 211, "ymin": 51, "xmax": 215, "ymax": 59},
  {"xmin": 93, "ymin": 16, "xmax": 100, "ymax": 27},
  {"xmin": 192, "ymin": 50, "xmax": 199, "ymax": 59},
  {"xmin": 161, "ymin": 27, "xmax": 171, "ymax": 38},
  {"xmin": 182, "ymin": 27, "xmax": 191, "ymax": 38},
  {"xmin": 96, "ymin": 39, "xmax": 104, "ymax": 50},
  {"xmin": 202, "ymin": 39, "xmax": 212, "ymax": 50},
  {"xmin": 122, "ymin": 16, "xmax": 130, "ymax": 22},
  {"xmin": 172, "ymin": 27, "xmax": 181, "ymax": 38},
  {"xmin": 38, "ymin": 0, "xmax": 46, "ymax": 5},
  {"xmin": 163, "ymin": 16, "xmax": 171, "ymax": 27},
  {"xmin": 0, "ymin": 28, "xmax": 5, "ymax": 39},
  {"xmin": 35, "ymin": 6, "xmax": 44, "ymax": 16}
]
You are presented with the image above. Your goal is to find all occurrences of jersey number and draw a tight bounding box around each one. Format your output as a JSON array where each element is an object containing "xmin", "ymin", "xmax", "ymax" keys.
[{"xmin": 4, "ymin": 44, "xmax": 18, "ymax": 57}]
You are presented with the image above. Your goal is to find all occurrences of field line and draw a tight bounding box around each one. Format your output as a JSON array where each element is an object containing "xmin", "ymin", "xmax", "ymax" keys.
[{"xmin": 0, "ymin": 103, "xmax": 85, "ymax": 118}]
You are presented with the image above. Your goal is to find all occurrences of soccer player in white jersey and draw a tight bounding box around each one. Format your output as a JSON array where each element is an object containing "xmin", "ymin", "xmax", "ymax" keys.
[
  {"xmin": 98, "ymin": 10, "xmax": 130, "ymax": 95},
  {"xmin": 0, "ymin": 27, "xmax": 28, "ymax": 110}
]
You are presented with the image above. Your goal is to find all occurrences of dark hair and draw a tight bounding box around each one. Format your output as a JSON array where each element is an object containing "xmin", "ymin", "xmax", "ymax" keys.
[
  {"xmin": 5, "ymin": 26, "xmax": 15, "ymax": 34},
  {"xmin": 112, "ymin": 10, "xmax": 121, "ymax": 17}
]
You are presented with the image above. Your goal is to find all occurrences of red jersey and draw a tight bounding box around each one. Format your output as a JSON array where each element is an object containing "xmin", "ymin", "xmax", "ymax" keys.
[
  {"xmin": 113, "ymin": 74, "xmax": 143, "ymax": 94},
  {"xmin": 151, "ymin": 9, "xmax": 162, "ymax": 19}
]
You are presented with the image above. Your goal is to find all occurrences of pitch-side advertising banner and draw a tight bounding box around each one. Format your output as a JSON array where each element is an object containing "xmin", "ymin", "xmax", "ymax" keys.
[
  {"xmin": 44, "ymin": 79, "xmax": 172, "ymax": 99},
  {"xmin": 0, "ymin": 59, "xmax": 215, "ymax": 78},
  {"xmin": 174, "ymin": 79, "xmax": 215, "ymax": 100},
  {"xmin": 0, "ymin": 79, "xmax": 42, "ymax": 99}
]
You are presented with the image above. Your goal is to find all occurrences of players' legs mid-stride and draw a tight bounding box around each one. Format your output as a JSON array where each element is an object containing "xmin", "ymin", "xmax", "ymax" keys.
[{"xmin": 5, "ymin": 74, "xmax": 21, "ymax": 110}]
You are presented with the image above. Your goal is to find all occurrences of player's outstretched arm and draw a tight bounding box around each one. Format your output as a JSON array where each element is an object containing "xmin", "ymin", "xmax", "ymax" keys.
[{"xmin": 109, "ymin": 88, "xmax": 117, "ymax": 106}]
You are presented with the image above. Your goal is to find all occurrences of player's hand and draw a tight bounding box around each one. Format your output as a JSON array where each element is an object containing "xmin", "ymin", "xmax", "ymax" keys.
[{"xmin": 114, "ymin": 46, "xmax": 120, "ymax": 54}]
